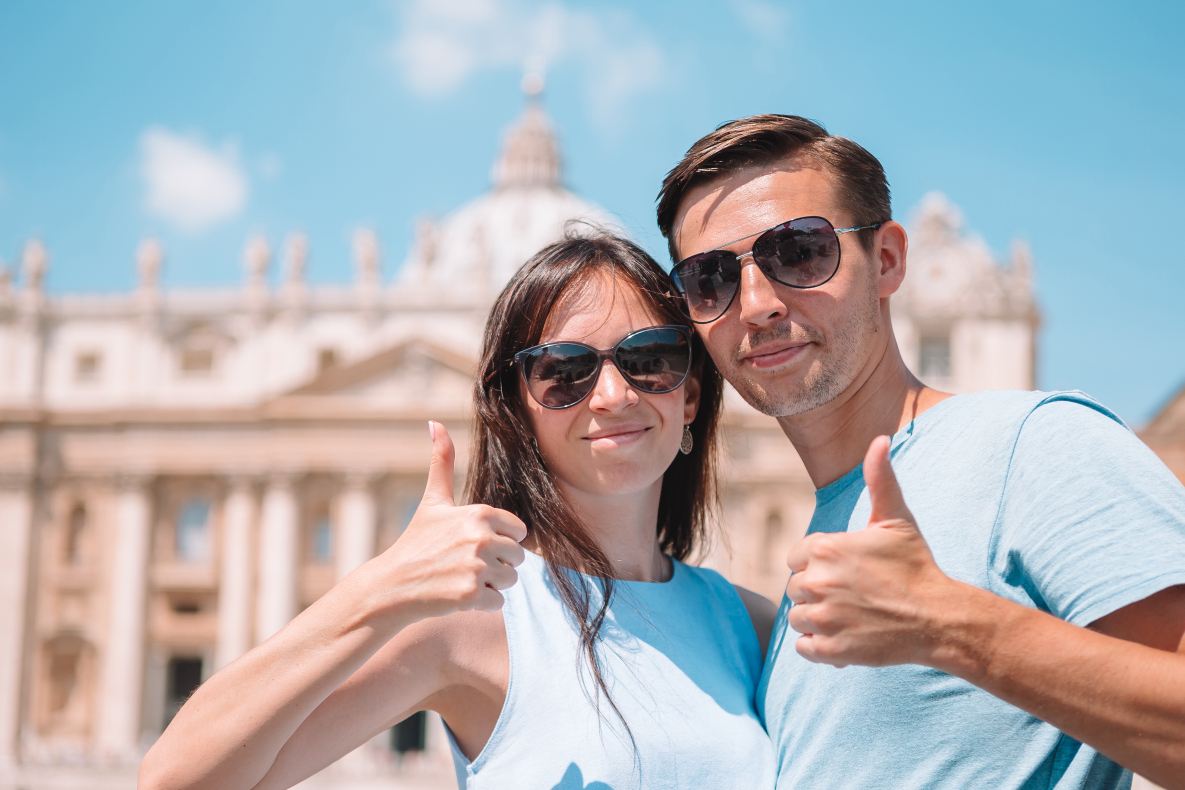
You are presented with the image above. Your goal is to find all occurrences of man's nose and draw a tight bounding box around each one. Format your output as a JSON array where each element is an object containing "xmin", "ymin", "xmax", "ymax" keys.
[
  {"xmin": 587, "ymin": 361, "xmax": 638, "ymax": 413},
  {"xmin": 736, "ymin": 258, "xmax": 789, "ymax": 328}
]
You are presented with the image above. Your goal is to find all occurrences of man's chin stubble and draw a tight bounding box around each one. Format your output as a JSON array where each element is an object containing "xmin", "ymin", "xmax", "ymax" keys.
[{"xmin": 728, "ymin": 365, "xmax": 842, "ymax": 419}]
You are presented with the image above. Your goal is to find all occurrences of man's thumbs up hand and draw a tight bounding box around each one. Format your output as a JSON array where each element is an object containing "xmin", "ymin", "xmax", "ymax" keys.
[
  {"xmin": 785, "ymin": 435, "xmax": 954, "ymax": 668},
  {"xmin": 365, "ymin": 421, "xmax": 528, "ymax": 625}
]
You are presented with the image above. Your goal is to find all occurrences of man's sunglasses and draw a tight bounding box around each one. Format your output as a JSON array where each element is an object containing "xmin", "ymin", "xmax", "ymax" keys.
[
  {"xmin": 670, "ymin": 215, "xmax": 886, "ymax": 323},
  {"xmin": 513, "ymin": 325, "xmax": 693, "ymax": 409}
]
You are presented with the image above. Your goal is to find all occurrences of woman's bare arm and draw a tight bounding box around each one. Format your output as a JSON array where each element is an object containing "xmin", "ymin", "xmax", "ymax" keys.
[{"xmin": 139, "ymin": 423, "xmax": 526, "ymax": 790}]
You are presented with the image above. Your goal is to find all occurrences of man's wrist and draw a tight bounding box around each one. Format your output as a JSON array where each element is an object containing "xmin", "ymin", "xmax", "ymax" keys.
[{"xmin": 921, "ymin": 580, "xmax": 1013, "ymax": 682}]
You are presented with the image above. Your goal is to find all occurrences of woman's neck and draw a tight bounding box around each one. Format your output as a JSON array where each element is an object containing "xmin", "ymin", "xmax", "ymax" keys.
[{"xmin": 527, "ymin": 479, "xmax": 670, "ymax": 583}]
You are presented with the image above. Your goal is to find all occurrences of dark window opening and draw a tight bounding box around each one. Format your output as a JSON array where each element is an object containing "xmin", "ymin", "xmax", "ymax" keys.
[
  {"xmin": 163, "ymin": 657, "xmax": 203, "ymax": 729},
  {"xmin": 391, "ymin": 710, "xmax": 427, "ymax": 753}
]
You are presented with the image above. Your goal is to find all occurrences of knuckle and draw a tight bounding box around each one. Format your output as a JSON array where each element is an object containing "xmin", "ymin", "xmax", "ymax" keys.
[
  {"xmin": 798, "ymin": 579, "xmax": 823, "ymax": 601},
  {"xmin": 454, "ymin": 578, "xmax": 482, "ymax": 605},
  {"xmin": 809, "ymin": 607, "xmax": 834, "ymax": 633},
  {"xmin": 810, "ymin": 534, "xmax": 840, "ymax": 559}
]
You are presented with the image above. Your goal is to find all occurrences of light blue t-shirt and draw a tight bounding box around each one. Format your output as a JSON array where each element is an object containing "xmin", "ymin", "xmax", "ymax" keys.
[
  {"xmin": 760, "ymin": 390, "xmax": 1185, "ymax": 789},
  {"xmin": 449, "ymin": 549, "xmax": 774, "ymax": 789}
]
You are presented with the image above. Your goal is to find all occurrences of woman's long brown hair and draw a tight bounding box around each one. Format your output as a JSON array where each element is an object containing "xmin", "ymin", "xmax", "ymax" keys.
[{"xmin": 465, "ymin": 230, "xmax": 724, "ymax": 736}]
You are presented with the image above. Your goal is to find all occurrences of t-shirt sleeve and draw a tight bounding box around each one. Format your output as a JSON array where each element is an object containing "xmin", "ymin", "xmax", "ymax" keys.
[{"xmin": 994, "ymin": 394, "xmax": 1185, "ymax": 627}]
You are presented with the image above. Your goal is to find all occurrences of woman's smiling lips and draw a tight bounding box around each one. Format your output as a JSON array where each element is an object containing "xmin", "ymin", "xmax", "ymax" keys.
[{"xmin": 584, "ymin": 425, "xmax": 652, "ymax": 448}]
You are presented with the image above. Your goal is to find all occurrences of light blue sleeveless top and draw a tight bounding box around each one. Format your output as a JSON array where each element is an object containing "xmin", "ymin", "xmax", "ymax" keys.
[{"xmin": 447, "ymin": 549, "xmax": 774, "ymax": 789}]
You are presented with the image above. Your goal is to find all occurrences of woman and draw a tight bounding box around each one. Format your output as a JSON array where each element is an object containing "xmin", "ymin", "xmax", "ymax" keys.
[{"xmin": 139, "ymin": 232, "xmax": 775, "ymax": 789}]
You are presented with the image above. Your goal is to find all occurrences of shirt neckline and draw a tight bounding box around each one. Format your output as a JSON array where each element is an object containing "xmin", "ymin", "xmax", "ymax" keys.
[{"xmin": 814, "ymin": 392, "xmax": 967, "ymax": 505}]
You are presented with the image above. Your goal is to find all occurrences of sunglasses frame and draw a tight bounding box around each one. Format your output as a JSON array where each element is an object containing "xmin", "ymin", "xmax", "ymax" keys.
[
  {"xmin": 670, "ymin": 215, "xmax": 887, "ymax": 324},
  {"xmin": 512, "ymin": 324, "xmax": 694, "ymax": 410}
]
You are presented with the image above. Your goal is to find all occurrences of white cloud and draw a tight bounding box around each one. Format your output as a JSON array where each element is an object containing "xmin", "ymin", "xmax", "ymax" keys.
[
  {"xmin": 391, "ymin": 0, "xmax": 667, "ymax": 131},
  {"xmin": 139, "ymin": 127, "xmax": 248, "ymax": 233},
  {"xmin": 731, "ymin": 0, "xmax": 791, "ymax": 43}
]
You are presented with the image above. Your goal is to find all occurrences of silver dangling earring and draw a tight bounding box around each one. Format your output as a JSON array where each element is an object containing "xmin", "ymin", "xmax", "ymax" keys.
[{"xmin": 679, "ymin": 425, "xmax": 694, "ymax": 455}]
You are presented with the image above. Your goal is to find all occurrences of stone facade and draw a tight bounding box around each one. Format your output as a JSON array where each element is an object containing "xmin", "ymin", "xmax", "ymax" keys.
[{"xmin": 0, "ymin": 92, "xmax": 1040, "ymax": 787}]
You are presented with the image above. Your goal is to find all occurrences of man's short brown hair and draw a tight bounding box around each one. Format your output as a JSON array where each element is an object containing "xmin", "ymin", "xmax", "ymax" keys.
[{"xmin": 656, "ymin": 114, "xmax": 892, "ymax": 261}]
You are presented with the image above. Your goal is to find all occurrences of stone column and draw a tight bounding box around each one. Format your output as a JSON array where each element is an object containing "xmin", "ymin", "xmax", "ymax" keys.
[
  {"xmin": 97, "ymin": 474, "xmax": 153, "ymax": 761},
  {"xmin": 0, "ymin": 473, "xmax": 34, "ymax": 768},
  {"xmin": 256, "ymin": 474, "xmax": 298, "ymax": 643},
  {"xmin": 336, "ymin": 473, "xmax": 377, "ymax": 581},
  {"xmin": 216, "ymin": 478, "xmax": 255, "ymax": 669}
]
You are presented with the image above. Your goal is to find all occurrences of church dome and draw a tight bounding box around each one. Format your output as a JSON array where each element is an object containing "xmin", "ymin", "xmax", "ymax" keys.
[{"xmin": 401, "ymin": 78, "xmax": 618, "ymax": 295}]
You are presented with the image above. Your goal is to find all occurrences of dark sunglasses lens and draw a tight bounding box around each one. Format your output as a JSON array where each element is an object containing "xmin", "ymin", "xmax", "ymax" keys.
[
  {"xmin": 522, "ymin": 344, "xmax": 598, "ymax": 408},
  {"xmin": 615, "ymin": 328, "xmax": 691, "ymax": 393},
  {"xmin": 754, "ymin": 217, "xmax": 840, "ymax": 287},
  {"xmin": 673, "ymin": 251, "xmax": 740, "ymax": 321}
]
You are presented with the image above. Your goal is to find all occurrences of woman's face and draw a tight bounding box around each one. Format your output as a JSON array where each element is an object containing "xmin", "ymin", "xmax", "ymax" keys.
[{"xmin": 521, "ymin": 271, "xmax": 700, "ymax": 499}]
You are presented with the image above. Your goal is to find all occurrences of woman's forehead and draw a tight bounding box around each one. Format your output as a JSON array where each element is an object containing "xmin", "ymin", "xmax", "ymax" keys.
[{"xmin": 539, "ymin": 271, "xmax": 663, "ymax": 343}]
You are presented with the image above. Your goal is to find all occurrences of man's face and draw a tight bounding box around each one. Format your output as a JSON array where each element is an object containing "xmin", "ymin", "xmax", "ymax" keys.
[{"xmin": 671, "ymin": 162, "xmax": 888, "ymax": 418}]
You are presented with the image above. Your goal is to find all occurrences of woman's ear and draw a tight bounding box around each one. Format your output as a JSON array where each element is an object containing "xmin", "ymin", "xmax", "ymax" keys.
[{"xmin": 682, "ymin": 373, "xmax": 701, "ymax": 424}]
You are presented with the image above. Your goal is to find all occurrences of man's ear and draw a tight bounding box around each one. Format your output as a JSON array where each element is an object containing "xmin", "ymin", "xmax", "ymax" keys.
[
  {"xmin": 875, "ymin": 220, "xmax": 909, "ymax": 299},
  {"xmin": 682, "ymin": 373, "xmax": 702, "ymax": 424}
]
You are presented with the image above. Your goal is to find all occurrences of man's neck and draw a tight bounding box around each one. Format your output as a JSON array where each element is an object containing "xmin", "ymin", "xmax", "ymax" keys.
[{"xmin": 776, "ymin": 332, "xmax": 950, "ymax": 489}]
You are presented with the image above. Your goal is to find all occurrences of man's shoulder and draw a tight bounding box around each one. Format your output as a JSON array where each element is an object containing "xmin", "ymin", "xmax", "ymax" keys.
[{"xmin": 927, "ymin": 388, "xmax": 1126, "ymax": 437}]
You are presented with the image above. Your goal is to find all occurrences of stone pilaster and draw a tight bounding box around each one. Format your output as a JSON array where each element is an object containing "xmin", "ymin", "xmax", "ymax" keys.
[
  {"xmin": 255, "ymin": 473, "xmax": 298, "ymax": 643},
  {"xmin": 216, "ymin": 477, "xmax": 255, "ymax": 669},
  {"xmin": 336, "ymin": 473, "xmax": 378, "ymax": 581},
  {"xmin": 96, "ymin": 473, "xmax": 153, "ymax": 761},
  {"xmin": 0, "ymin": 473, "xmax": 34, "ymax": 768}
]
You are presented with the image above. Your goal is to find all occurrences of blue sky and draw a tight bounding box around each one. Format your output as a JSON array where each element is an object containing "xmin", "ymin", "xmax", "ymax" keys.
[{"xmin": 2, "ymin": 0, "xmax": 1183, "ymax": 424}]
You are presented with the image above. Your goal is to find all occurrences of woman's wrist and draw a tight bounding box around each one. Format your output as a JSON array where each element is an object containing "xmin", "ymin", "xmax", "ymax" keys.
[{"xmin": 335, "ymin": 554, "xmax": 429, "ymax": 636}]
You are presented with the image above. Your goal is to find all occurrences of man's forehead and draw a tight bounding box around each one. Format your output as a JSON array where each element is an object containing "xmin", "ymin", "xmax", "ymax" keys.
[{"xmin": 672, "ymin": 164, "xmax": 838, "ymax": 258}]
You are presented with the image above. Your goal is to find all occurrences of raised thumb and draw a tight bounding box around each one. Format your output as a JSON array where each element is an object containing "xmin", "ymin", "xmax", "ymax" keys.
[
  {"xmin": 422, "ymin": 420, "xmax": 456, "ymax": 506},
  {"xmin": 863, "ymin": 435, "xmax": 913, "ymax": 525}
]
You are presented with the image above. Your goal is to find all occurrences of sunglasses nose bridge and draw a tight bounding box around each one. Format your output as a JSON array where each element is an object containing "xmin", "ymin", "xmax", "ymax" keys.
[
  {"xmin": 586, "ymin": 355, "xmax": 637, "ymax": 411},
  {"xmin": 737, "ymin": 253, "xmax": 790, "ymax": 325}
]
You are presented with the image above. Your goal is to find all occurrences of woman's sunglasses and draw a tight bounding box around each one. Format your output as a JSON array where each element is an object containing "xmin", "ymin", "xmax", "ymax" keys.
[
  {"xmin": 513, "ymin": 325, "xmax": 693, "ymax": 409},
  {"xmin": 669, "ymin": 215, "xmax": 886, "ymax": 323}
]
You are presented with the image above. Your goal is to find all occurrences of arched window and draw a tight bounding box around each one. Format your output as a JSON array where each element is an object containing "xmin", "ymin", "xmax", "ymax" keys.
[
  {"xmin": 64, "ymin": 503, "xmax": 87, "ymax": 565},
  {"xmin": 176, "ymin": 498, "xmax": 212, "ymax": 563}
]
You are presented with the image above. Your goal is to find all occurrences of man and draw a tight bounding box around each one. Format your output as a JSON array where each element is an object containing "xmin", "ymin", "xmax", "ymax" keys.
[{"xmin": 655, "ymin": 115, "xmax": 1185, "ymax": 789}]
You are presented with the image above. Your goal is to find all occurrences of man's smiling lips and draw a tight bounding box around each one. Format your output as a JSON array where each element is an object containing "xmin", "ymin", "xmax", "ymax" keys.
[{"xmin": 741, "ymin": 341, "xmax": 812, "ymax": 370}]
